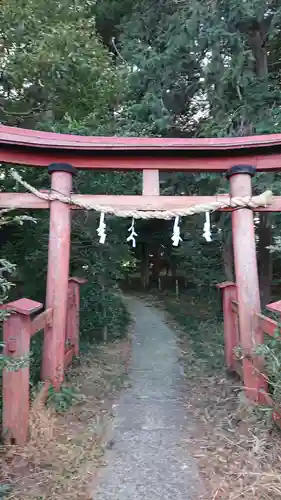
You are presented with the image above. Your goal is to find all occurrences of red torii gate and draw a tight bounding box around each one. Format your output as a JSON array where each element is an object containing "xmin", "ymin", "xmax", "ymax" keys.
[{"xmin": 1, "ymin": 125, "xmax": 281, "ymax": 443}]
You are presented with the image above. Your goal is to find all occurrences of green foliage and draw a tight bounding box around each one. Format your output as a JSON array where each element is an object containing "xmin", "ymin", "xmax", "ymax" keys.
[
  {"xmin": 0, "ymin": 0, "xmax": 119, "ymax": 131},
  {"xmin": 0, "ymin": 212, "xmax": 38, "ymax": 429},
  {"xmin": 80, "ymin": 283, "xmax": 130, "ymax": 343},
  {"xmin": 256, "ymin": 329, "xmax": 281, "ymax": 406},
  {"xmin": 115, "ymin": 0, "xmax": 201, "ymax": 137},
  {"xmin": 29, "ymin": 331, "xmax": 44, "ymax": 387},
  {"xmin": 46, "ymin": 384, "xmax": 83, "ymax": 413},
  {"xmin": 0, "ymin": 483, "xmax": 12, "ymax": 499},
  {"xmin": 2, "ymin": 0, "xmax": 281, "ymax": 432},
  {"xmin": 0, "ymin": 0, "xmax": 135, "ymax": 347},
  {"xmin": 163, "ymin": 290, "xmax": 225, "ymax": 372}
]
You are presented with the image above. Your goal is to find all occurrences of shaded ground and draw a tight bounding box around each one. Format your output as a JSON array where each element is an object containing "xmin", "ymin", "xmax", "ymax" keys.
[
  {"xmin": 0, "ymin": 339, "xmax": 131, "ymax": 499},
  {"xmin": 3, "ymin": 291, "xmax": 281, "ymax": 499},
  {"xmin": 93, "ymin": 297, "xmax": 204, "ymax": 500},
  {"xmin": 161, "ymin": 291, "xmax": 281, "ymax": 500}
]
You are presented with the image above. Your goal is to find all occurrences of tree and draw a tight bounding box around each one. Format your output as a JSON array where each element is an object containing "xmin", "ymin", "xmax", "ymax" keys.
[
  {"xmin": 102, "ymin": 0, "xmax": 281, "ymax": 302},
  {"xmin": 0, "ymin": 0, "xmax": 120, "ymax": 132},
  {"xmin": 0, "ymin": 0, "xmax": 136, "ymax": 342}
]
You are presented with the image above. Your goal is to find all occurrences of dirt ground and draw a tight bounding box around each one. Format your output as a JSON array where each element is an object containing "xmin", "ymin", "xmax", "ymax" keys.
[
  {"xmin": 2, "ymin": 291, "xmax": 281, "ymax": 500},
  {"xmin": 0, "ymin": 338, "xmax": 131, "ymax": 500},
  {"xmin": 140, "ymin": 291, "xmax": 281, "ymax": 499},
  {"xmin": 175, "ymin": 317, "xmax": 281, "ymax": 499}
]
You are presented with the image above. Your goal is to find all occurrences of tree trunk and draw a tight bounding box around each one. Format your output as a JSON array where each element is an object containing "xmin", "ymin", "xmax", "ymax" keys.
[
  {"xmin": 247, "ymin": 19, "xmax": 272, "ymax": 308},
  {"xmin": 258, "ymin": 213, "xmax": 272, "ymax": 309},
  {"xmin": 140, "ymin": 243, "xmax": 150, "ymax": 289},
  {"xmin": 222, "ymin": 232, "xmax": 234, "ymax": 281}
]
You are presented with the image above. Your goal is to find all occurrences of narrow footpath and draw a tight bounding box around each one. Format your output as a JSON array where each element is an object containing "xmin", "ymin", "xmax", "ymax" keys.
[{"xmin": 93, "ymin": 297, "xmax": 204, "ymax": 500}]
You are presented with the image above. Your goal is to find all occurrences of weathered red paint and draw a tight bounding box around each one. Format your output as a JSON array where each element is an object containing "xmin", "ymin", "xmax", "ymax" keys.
[
  {"xmin": 64, "ymin": 346, "xmax": 75, "ymax": 369},
  {"xmin": 256, "ymin": 313, "xmax": 280, "ymax": 338},
  {"xmin": 142, "ymin": 170, "xmax": 160, "ymax": 195},
  {"xmin": 231, "ymin": 300, "xmax": 238, "ymax": 314},
  {"xmin": 2, "ymin": 124, "xmax": 281, "ymax": 150},
  {"xmin": 30, "ymin": 308, "xmax": 53, "ymax": 337},
  {"xmin": 216, "ymin": 290, "xmax": 281, "ymax": 412},
  {"xmin": 266, "ymin": 299, "xmax": 281, "ymax": 314},
  {"xmin": 217, "ymin": 282, "xmax": 238, "ymax": 371},
  {"xmin": 42, "ymin": 170, "xmax": 73, "ymax": 386},
  {"xmin": 2, "ymin": 299, "xmax": 42, "ymax": 445},
  {"xmin": 2, "ymin": 148, "xmax": 281, "ymax": 171},
  {"xmin": 0, "ymin": 192, "xmax": 279, "ymax": 212},
  {"xmin": 228, "ymin": 171, "xmax": 267, "ymax": 401},
  {"xmin": 1, "ymin": 297, "xmax": 43, "ymax": 315},
  {"xmin": 2, "ymin": 124, "xmax": 281, "ymax": 172},
  {"xmin": 3, "ymin": 123, "xmax": 281, "ymax": 437},
  {"xmin": 66, "ymin": 278, "xmax": 86, "ymax": 357}
]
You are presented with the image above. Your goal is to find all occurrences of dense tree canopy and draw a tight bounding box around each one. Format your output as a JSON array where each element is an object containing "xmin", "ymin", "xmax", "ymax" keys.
[{"xmin": 2, "ymin": 0, "xmax": 281, "ymax": 349}]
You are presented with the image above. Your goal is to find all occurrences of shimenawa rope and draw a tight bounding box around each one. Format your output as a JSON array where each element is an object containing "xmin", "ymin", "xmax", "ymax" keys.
[{"xmin": 10, "ymin": 170, "xmax": 273, "ymax": 220}]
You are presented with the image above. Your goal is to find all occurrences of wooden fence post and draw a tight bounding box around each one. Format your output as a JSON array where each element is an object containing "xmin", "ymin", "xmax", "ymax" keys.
[
  {"xmin": 227, "ymin": 165, "xmax": 267, "ymax": 401},
  {"xmin": 42, "ymin": 163, "xmax": 76, "ymax": 387},
  {"xmin": 2, "ymin": 298, "xmax": 43, "ymax": 445},
  {"xmin": 66, "ymin": 277, "xmax": 87, "ymax": 357},
  {"xmin": 217, "ymin": 282, "xmax": 238, "ymax": 371}
]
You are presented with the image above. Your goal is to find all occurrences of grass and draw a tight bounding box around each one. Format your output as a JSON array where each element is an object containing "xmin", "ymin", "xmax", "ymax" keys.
[
  {"xmin": 0, "ymin": 337, "xmax": 131, "ymax": 500},
  {"xmin": 161, "ymin": 289, "xmax": 225, "ymax": 371},
  {"xmin": 154, "ymin": 288, "xmax": 281, "ymax": 500},
  {"xmin": 3, "ymin": 286, "xmax": 281, "ymax": 499}
]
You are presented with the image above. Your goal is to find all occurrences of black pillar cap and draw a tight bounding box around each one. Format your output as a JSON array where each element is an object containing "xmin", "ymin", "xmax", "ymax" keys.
[
  {"xmin": 226, "ymin": 165, "xmax": 256, "ymax": 179},
  {"xmin": 48, "ymin": 163, "xmax": 77, "ymax": 176}
]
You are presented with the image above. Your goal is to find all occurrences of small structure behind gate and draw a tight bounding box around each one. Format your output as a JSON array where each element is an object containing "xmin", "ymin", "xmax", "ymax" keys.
[{"xmin": 2, "ymin": 125, "xmax": 281, "ymax": 443}]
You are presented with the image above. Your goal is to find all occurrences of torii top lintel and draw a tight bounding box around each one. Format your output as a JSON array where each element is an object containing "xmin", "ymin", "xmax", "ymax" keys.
[{"xmin": 1, "ymin": 125, "xmax": 281, "ymax": 172}]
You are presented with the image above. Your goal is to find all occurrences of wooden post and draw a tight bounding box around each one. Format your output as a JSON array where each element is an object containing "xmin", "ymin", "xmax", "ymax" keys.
[
  {"xmin": 66, "ymin": 277, "xmax": 87, "ymax": 356},
  {"xmin": 2, "ymin": 298, "xmax": 43, "ymax": 445},
  {"xmin": 217, "ymin": 282, "xmax": 238, "ymax": 371},
  {"xmin": 175, "ymin": 278, "xmax": 179, "ymax": 298},
  {"xmin": 42, "ymin": 163, "xmax": 76, "ymax": 386},
  {"xmin": 142, "ymin": 170, "xmax": 160, "ymax": 196},
  {"xmin": 141, "ymin": 171, "xmax": 159, "ymax": 290},
  {"xmin": 227, "ymin": 165, "xmax": 267, "ymax": 400}
]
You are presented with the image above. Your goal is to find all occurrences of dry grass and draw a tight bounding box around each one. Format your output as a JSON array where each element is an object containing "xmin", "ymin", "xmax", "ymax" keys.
[
  {"xmin": 0, "ymin": 338, "xmax": 131, "ymax": 499},
  {"xmin": 145, "ymin": 290, "xmax": 281, "ymax": 499},
  {"xmin": 128, "ymin": 291, "xmax": 281, "ymax": 498},
  {"xmin": 177, "ymin": 330, "xmax": 281, "ymax": 499}
]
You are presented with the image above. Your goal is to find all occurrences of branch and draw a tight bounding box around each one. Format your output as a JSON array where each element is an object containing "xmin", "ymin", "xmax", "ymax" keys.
[
  {"xmin": 111, "ymin": 37, "xmax": 128, "ymax": 65},
  {"xmin": 0, "ymin": 104, "xmax": 45, "ymax": 117},
  {"xmin": 236, "ymin": 84, "xmax": 243, "ymax": 101}
]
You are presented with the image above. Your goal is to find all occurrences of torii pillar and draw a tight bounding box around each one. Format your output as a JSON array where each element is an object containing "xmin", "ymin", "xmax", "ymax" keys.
[
  {"xmin": 227, "ymin": 165, "xmax": 267, "ymax": 401},
  {"xmin": 42, "ymin": 163, "xmax": 76, "ymax": 386}
]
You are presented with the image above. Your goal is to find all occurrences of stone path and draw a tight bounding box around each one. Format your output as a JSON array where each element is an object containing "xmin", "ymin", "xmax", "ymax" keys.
[{"xmin": 93, "ymin": 297, "xmax": 204, "ymax": 499}]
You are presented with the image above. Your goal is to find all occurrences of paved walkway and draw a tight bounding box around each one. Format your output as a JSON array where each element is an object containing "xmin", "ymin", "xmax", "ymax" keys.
[{"xmin": 94, "ymin": 297, "xmax": 203, "ymax": 499}]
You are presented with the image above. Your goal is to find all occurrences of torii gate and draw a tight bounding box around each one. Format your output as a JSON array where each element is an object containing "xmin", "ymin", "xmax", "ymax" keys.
[{"xmin": 1, "ymin": 125, "xmax": 281, "ymax": 443}]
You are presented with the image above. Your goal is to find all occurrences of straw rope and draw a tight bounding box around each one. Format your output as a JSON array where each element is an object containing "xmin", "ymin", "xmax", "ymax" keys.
[{"xmin": 10, "ymin": 170, "xmax": 273, "ymax": 220}]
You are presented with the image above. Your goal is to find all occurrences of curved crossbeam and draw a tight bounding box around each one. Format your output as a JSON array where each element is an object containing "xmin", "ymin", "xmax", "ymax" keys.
[{"xmin": 1, "ymin": 125, "xmax": 281, "ymax": 170}]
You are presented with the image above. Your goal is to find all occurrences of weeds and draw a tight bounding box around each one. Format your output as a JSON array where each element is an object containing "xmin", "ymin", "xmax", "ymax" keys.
[
  {"xmin": 46, "ymin": 385, "xmax": 85, "ymax": 413},
  {"xmin": 161, "ymin": 289, "xmax": 225, "ymax": 373},
  {"xmin": 0, "ymin": 484, "xmax": 12, "ymax": 499},
  {"xmin": 256, "ymin": 329, "xmax": 281, "ymax": 407},
  {"xmin": 159, "ymin": 289, "xmax": 281, "ymax": 500},
  {"xmin": 0, "ymin": 338, "xmax": 131, "ymax": 499}
]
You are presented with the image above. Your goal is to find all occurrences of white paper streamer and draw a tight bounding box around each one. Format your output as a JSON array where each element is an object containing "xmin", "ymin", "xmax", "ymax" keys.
[
  {"xmin": 203, "ymin": 211, "xmax": 212, "ymax": 242},
  {"xmin": 97, "ymin": 212, "xmax": 106, "ymax": 244},
  {"xmin": 171, "ymin": 216, "xmax": 182, "ymax": 247},
  {"xmin": 127, "ymin": 218, "xmax": 138, "ymax": 248}
]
